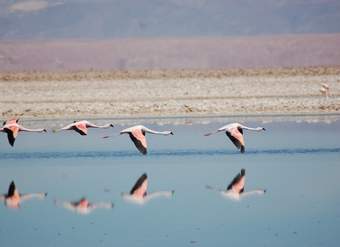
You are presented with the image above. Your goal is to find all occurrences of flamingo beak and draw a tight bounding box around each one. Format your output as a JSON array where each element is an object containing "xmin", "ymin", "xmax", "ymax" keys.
[
  {"xmin": 110, "ymin": 124, "xmax": 114, "ymax": 127},
  {"xmin": 262, "ymin": 127, "xmax": 266, "ymax": 131},
  {"xmin": 170, "ymin": 131, "xmax": 174, "ymax": 135}
]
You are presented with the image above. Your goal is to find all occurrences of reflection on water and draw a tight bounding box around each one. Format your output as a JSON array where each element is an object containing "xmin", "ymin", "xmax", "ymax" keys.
[
  {"xmin": 54, "ymin": 197, "xmax": 114, "ymax": 215},
  {"xmin": 0, "ymin": 181, "xmax": 47, "ymax": 209},
  {"xmin": 0, "ymin": 147, "xmax": 339, "ymax": 160},
  {"xmin": 0, "ymin": 119, "xmax": 340, "ymax": 247},
  {"xmin": 207, "ymin": 169, "xmax": 266, "ymax": 201},
  {"xmin": 121, "ymin": 173, "xmax": 175, "ymax": 205}
]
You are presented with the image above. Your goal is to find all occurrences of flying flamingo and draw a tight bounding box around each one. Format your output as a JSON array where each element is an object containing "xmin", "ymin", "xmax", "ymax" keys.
[
  {"xmin": 121, "ymin": 173, "xmax": 175, "ymax": 205},
  {"xmin": 206, "ymin": 169, "xmax": 266, "ymax": 201},
  {"xmin": 57, "ymin": 120, "xmax": 114, "ymax": 135},
  {"xmin": 120, "ymin": 125, "xmax": 173, "ymax": 155},
  {"xmin": 0, "ymin": 118, "xmax": 47, "ymax": 146},
  {"xmin": 54, "ymin": 197, "xmax": 114, "ymax": 215},
  {"xmin": 0, "ymin": 181, "xmax": 47, "ymax": 209},
  {"xmin": 204, "ymin": 123, "xmax": 265, "ymax": 153}
]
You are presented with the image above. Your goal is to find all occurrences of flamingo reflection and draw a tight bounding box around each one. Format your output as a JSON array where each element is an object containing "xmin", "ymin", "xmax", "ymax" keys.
[
  {"xmin": 206, "ymin": 169, "xmax": 266, "ymax": 201},
  {"xmin": 122, "ymin": 173, "xmax": 175, "ymax": 205},
  {"xmin": 54, "ymin": 197, "xmax": 114, "ymax": 215},
  {"xmin": 0, "ymin": 181, "xmax": 47, "ymax": 208}
]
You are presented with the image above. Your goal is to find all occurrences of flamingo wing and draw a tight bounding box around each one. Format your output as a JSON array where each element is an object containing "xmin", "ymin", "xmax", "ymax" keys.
[
  {"xmin": 129, "ymin": 129, "xmax": 147, "ymax": 155},
  {"xmin": 227, "ymin": 169, "xmax": 245, "ymax": 193},
  {"xmin": 5, "ymin": 126, "xmax": 19, "ymax": 146},
  {"xmin": 7, "ymin": 181, "xmax": 16, "ymax": 197},
  {"xmin": 130, "ymin": 173, "xmax": 148, "ymax": 197},
  {"xmin": 226, "ymin": 127, "xmax": 245, "ymax": 153},
  {"xmin": 74, "ymin": 123, "xmax": 88, "ymax": 135}
]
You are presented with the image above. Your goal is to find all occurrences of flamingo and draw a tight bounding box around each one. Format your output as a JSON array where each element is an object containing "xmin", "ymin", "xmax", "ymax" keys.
[
  {"xmin": 120, "ymin": 125, "xmax": 173, "ymax": 155},
  {"xmin": 320, "ymin": 83, "xmax": 330, "ymax": 98},
  {"xmin": 204, "ymin": 123, "xmax": 265, "ymax": 153},
  {"xmin": 121, "ymin": 173, "xmax": 175, "ymax": 205},
  {"xmin": 206, "ymin": 169, "xmax": 266, "ymax": 201},
  {"xmin": 0, "ymin": 118, "xmax": 47, "ymax": 146},
  {"xmin": 0, "ymin": 181, "xmax": 47, "ymax": 209},
  {"xmin": 54, "ymin": 197, "xmax": 114, "ymax": 215},
  {"xmin": 57, "ymin": 120, "xmax": 114, "ymax": 135}
]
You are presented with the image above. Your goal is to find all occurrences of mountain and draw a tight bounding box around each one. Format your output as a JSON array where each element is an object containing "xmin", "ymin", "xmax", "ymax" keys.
[
  {"xmin": 1, "ymin": 34, "xmax": 339, "ymax": 71},
  {"xmin": 0, "ymin": 0, "xmax": 340, "ymax": 39}
]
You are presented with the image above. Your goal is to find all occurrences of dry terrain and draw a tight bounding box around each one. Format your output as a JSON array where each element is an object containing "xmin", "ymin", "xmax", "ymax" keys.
[{"xmin": 1, "ymin": 67, "xmax": 339, "ymax": 121}]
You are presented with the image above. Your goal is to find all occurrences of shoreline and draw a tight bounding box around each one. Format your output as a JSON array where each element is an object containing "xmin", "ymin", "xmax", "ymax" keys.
[
  {"xmin": 1, "ymin": 67, "xmax": 340, "ymax": 123},
  {"xmin": 1, "ymin": 66, "xmax": 340, "ymax": 81}
]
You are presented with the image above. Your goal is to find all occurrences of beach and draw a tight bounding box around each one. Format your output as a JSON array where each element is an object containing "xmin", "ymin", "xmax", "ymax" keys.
[{"xmin": 1, "ymin": 67, "xmax": 340, "ymax": 121}]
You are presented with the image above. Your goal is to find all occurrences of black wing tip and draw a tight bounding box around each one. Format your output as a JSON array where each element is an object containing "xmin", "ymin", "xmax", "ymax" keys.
[
  {"xmin": 130, "ymin": 173, "xmax": 148, "ymax": 195},
  {"xmin": 241, "ymin": 169, "xmax": 245, "ymax": 176},
  {"xmin": 8, "ymin": 181, "xmax": 16, "ymax": 197}
]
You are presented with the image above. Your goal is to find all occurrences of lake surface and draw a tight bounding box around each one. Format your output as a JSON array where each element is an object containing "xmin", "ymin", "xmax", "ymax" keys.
[{"xmin": 1, "ymin": 117, "xmax": 340, "ymax": 247}]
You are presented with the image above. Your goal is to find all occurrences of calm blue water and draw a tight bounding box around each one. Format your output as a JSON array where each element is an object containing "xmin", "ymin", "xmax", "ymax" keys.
[{"xmin": 0, "ymin": 118, "xmax": 340, "ymax": 247}]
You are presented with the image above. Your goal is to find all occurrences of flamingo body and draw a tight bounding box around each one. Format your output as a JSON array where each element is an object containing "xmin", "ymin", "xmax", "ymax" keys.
[
  {"xmin": 205, "ymin": 123, "xmax": 265, "ymax": 153},
  {"xmin": 1, "ymin": 119, "xmax": 46, "ymax": 146},
  {"xmin": 73, "ymin": 122, "xmax": 88, "ymax": 135},
  {"xmin": 120, "ymin": 125, "xmax": 173, "ymax": 155},
  {"xmin": 58, "ymin": 120, "xmax": 113, "ymax": 136}
]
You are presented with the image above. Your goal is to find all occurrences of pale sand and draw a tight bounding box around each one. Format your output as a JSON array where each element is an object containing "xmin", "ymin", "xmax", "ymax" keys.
[{"xmin": 1, "ymin": 67, "xmax": 340, "ymax": 125}]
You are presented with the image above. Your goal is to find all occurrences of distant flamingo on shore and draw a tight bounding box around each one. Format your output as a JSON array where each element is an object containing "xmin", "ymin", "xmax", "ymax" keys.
[
  {"xmin": 0, "ymin": 118, "xmax": 47, "ymax": 146},
  {"xmin": 206, "ymin": 169, "xmax": 266, "ymax": 201},
  {"xmin": 205, "ymin": 123, "xmax": 265, "ymax": 153},
  {"xmin": 57, "ymin": 120, "xmax": 114, "ymax": 135},
  {"xmin": 320, "ymin": 83, "xmax": 330, "ymax": 98},
  {"xmin": 122, "ymin": 173, "xmax": 174, "ymax": 205},
  {"xmin": 120, "ymin": 125, "xmax": 173, "ymax": 155},
  {"xmin": 0, "ymin": 181, "xmax": 47, "ymax": 208}
]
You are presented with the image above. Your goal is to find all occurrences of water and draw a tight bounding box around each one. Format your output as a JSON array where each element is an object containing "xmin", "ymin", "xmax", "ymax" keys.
[{"xmin": 0, "ymin": 118, "xmax": 340, "ymax": 247}]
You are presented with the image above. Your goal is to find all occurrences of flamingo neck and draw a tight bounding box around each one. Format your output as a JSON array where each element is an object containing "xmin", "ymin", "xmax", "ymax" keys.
[
  {"xmin": 240, "ymin": 125, "xmax": 264, "ymax": 131},
  {"xmin": 143, "ymin": 127, "xmax": 172, "ymax": 135}
]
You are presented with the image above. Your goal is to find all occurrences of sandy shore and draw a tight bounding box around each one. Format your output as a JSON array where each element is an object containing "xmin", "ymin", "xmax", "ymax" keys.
[{"xmin": 1, "ymin": 67, "xmax": 340, "ymax": 122}]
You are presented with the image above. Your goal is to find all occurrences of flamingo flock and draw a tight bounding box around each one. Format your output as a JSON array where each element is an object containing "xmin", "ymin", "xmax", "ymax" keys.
[
  {"xmin": 1, "ymin": 118, "xmax": 267, "ymax": 211},
  {"xmin": 1, "ymin": 118, "xmax": 265, "ymax": 154}
]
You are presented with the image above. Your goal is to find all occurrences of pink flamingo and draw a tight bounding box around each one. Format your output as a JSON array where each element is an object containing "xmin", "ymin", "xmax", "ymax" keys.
[
  {"xmin": 57, "ymin": 120, "xmax": 114, "ymax": 135},
  {"xmin": 120, "ymin": 125, "xmax": 173, "ymax": 155},
  {"xmin": 122, "ymin": 173, "xmax": 174, "ymax": 205},
  {"xmin": 206, "ymin": 169, "xmax": 266, "ymax": 201},
  {"xmin": 205, "ymin": 123, "xmax": 265, "ymax": 153},
  {"xmin": 0, "ymin": 118, "xmax": 47, "ymax": 146},
  {"xmin": 54, "ymin": 197, "xmax": 113, "ymax": 215},
  {"xmin": 0, "ymin": 181, "xmax": 47, "ymax": 209}
]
